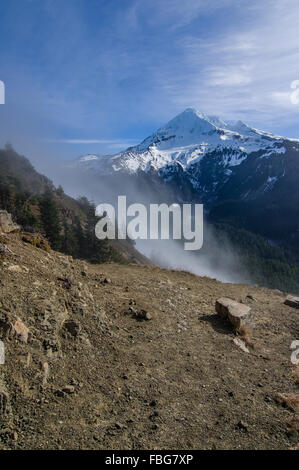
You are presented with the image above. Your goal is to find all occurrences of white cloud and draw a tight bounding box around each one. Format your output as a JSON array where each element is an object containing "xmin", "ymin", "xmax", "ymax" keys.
[
  {"xmin": 149, "ymin": 0, "xmax": 299, "ymax": 130},
  {"xmin": 207, "ymin": 66, "xmax": 252, "ymax": 87}
]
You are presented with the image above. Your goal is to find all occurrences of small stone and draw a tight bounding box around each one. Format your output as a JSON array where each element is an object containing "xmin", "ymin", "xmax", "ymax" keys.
[
  {"xmin": 246, "ymin": 295, "xmax": 256, "ymax": 301},
  {"xmin": 128, "ymin": 307, "xmax": 138, "ymax": 315},
  {"xmin": 284, "ymin": 295, "xmax": 299, "ymax": 309},
  {"xmin": 149, "ymin": 400, "xmax": 157, "ymax": 407},
  {"xmin": 136, "ymin": 309, "xmax": 152, "ymax": 321},
  {"xmin": 62, "ymin": 385, "xmax": 75, "ymax": 394},
  {"xmin": 237, "ymin": 420, "xmax": 248, "ymax": 431},
  {"xmin": 12, "ymin": 318, "xmax": 30, "ymax": 343},
  {"xmin": 115, "ymin": 422, "xmax": 125, "ymax": 429},
  {"xmin": 7, "ymin": 265, "xmax": 24, "ymax": 273},
  {"xmin": 233, "ymin": 337, "xmax": 250, "ymax": 353}
]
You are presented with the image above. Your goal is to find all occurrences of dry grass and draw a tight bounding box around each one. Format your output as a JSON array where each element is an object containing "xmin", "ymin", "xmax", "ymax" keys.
[
  {"xmin": 21, "ymin": 233, "xmax": 51, "ymax": 252},
  {"xmin": 287, "ymin": 415, "xmax": 299, "ymax": 435},
  {"xmin": 236, "ymin": 325, "xmax": 264, "ymax": 352},
  {"xmin": 277, "ymin": 393, "xmax": 299, "ymax": 412}
]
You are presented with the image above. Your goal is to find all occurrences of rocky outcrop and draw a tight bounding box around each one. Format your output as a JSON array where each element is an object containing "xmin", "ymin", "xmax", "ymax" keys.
[
  {"xmin": 216, "ymin": 297, "xmax": 251, "ymax": 329},
  {"xmin": 0, "ymin": 211, "xmax": 20, "ymax": 234}
]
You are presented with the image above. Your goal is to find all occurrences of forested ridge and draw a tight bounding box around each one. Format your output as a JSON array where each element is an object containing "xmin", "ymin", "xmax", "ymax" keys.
[{"xmin": 0, "ymin": 144, "xmax": 126, "ymax": 264}]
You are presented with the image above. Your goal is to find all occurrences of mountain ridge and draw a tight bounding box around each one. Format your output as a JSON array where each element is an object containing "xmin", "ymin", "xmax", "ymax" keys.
[
  {"xmin": 74, "ymin": 108, "xmax": 299, "ymax": 252},
  {"xmin": 76, "ymin": 108, "xmax": 290, "ymax": 176}
]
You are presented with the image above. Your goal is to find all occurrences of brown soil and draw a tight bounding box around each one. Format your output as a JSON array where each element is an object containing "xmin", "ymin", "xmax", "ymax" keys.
[{"xmin": 0, "ymin": 233, "xmax": 298, "ymax": 450}]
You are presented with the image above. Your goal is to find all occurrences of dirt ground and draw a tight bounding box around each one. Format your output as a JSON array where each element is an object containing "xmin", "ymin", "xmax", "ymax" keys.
[{"xmin": 0, "ymin": 233, "xmax": 298, "ymax": 450}]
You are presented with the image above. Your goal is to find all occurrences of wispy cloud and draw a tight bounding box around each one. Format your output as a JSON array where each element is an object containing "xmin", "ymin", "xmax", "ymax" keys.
[
  {"xmin": 48, "ymin": 139, "xmax": 138, "ymax": 146},
  {"xmin": 154, "ymin": 0, "xmax": 299, "ymax": 130},
  {"xmin": 1, "ymin": 0, "xmax": 299, "ymax": 165}
]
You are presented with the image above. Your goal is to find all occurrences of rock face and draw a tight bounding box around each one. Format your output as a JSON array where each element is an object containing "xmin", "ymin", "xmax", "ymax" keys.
[
  {"xmin": 284, "ymin": 295, "xmax": 299, "ymax": 309},
  {"xmin": 215, "ymin": 297, "xmax": 251, "ymax": 329},
  {"xmin": 0, "ymin": 210, "xmax": 20, "ymax": 234}
]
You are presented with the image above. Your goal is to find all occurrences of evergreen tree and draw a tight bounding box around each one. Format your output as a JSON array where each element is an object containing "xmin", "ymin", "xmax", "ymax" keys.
[
  {"xmin": 74, "ymin": 216, "xmax": 85, "ymax": 258},
  {"xmin": 39, "ymin": 190, "xmax": 61, "ymax": 250},
  {"xmin": 61, "ymin": 220, "xmax": 79, "ymax": 257}
]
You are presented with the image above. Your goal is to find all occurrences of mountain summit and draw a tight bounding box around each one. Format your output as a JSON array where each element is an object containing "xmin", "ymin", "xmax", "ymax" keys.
[
  {"xmin": 75, "ymin": 108, "xmax": 299, "ymax": 250},
  {"xmin": 77, "ymin": 108, "xmax": 287, "ymax": 175}
]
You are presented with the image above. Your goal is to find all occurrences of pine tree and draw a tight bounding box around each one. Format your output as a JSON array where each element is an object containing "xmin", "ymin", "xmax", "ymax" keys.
[
  {"xmin": 74, "ymin": 216, "xmax": 85, "ymax": 258},
  {"xmin": 61, "ymin": 220, "xmax": 79, "ymax": 257},
  {"xmin": 39, "ymin": 190, "xmax": 61, "ymax": 250}
]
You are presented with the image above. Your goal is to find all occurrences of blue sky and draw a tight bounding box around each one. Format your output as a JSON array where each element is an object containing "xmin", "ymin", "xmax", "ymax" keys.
[{"xmin": 0, "ymin": 0, "xmax": 299, "ymax": 167}]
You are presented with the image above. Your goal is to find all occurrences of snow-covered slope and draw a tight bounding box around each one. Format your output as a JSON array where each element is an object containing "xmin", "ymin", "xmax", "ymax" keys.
[
  {"xmin": 74, "ymin": 107, "xmax": 299, "ymax": 210},
  {"xmin": 76, "ymin": 108, "xmax": 287, "ymax": 175}
]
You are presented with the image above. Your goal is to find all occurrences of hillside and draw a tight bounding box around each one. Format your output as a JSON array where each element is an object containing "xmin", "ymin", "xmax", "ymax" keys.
[
  {"xmin": 0, "ymin": 144, "xmax": 148, "ymax": 266},
  {"xmin": 0, "ymin": 230, "xmax": 298, "ymax": 450}
]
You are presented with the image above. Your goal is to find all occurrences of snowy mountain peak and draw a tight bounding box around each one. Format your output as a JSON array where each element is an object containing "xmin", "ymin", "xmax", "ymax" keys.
[
  {"xmin": 162, "ymin": 108, "xmax": 218, "ymax": 134},
  {"xmin": 76, "ymin": 108, "xmax": 289, "ymax": 177}
]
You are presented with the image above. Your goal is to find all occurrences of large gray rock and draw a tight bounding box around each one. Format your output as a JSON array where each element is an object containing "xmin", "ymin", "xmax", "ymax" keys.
[
  {"xmin": 215, "ymin": 297, "xmax": 251, "ymax": 330},
  {"xmin": 284, "ymin": 295, "xmax": 299, "ymax": 309},
  {"xmin": 0, "ymin": 210, "xmax": 20, "ymax": 234}
]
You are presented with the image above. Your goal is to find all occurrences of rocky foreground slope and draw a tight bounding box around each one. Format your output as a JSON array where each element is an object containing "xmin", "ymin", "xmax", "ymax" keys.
[{"xmin": 0, "ymin": 230, "xmax": 298, "ymax": 450}]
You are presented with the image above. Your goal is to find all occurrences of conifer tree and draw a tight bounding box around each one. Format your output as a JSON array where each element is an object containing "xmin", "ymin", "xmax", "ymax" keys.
[{"xmin": 39, "ymin": 189, "xmax": 61, "ymax": 250}]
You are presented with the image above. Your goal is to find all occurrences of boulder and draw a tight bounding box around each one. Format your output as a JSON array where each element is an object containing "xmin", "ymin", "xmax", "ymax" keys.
[
  {"xmin": 284, "ymin": 295, "xmax": 299, "ymax": 309},
  {"xmin": 0, "ymin": 210, "xmax": 20, "ymax": 234},
  {"xmin": 216, "ymin": 297, "xmax": 251, "ymax": 330}
]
